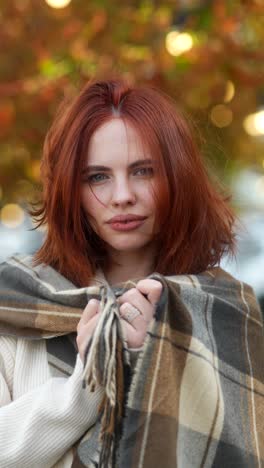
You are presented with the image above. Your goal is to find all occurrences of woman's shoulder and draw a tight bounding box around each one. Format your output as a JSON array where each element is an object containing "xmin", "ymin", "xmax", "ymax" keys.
[
  {"xmin": 1, "ymin": 253, "xmax": 77, "ymax": 291},
  {"xmin": 160, "ymin": 266, "xmax": 255, "ymax": 293},
  {"xmin": 155, "ymin": 267, "xmax": 262, "ymax": 318}
]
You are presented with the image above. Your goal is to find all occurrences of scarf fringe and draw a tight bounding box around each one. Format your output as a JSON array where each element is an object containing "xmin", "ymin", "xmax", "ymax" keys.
[{"xmin": 81, "ymin": 285, "xmax": 128, "ymax": 467}]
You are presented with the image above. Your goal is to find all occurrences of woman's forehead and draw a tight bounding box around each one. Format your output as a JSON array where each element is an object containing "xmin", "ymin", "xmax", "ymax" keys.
[
  {"xmin": 90, "ymin": 118, "xmax": 143, "ymax": 148},
  {"xmin": 87, "ymin": 118, "xmax": 150, "ymax": 165}
]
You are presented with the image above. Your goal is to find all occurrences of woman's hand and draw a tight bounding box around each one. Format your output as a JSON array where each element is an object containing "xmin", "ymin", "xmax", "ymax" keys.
[
  {"xmin": 76, "ymin": 279, "xmax": 163, "ymax": 361},
  {"xmin": 117, "ymin": 279, "xmax": 163, "ymax": 349},
  {"xmin": 76, "ymin": 299, "xmax": 101, "ymax": 363}
]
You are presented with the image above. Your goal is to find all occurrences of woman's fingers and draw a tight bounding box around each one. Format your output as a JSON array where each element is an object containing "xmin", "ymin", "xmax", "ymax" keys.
[
  {"xmin": 77, "ymin": 298, "xmax": 100, "ymax": 333},
  {"xmin": 117, "ymin": 288, "xmax": 153, "ymax": 323},
  {"xmin": 136, "ymin": 279, "xmax": 163, "ymax": 306},
  {"xmin": 76, "ymin": 299, "xmax": 101, "ymax": 362},
  {"xmin": 119, "ymin": 302, "xmax": 148, "ymax": 329},
  {"xmin": 120, "ymin": 317, "xmax": 146, "ymax": 349},
  {"xmin": 76, "ymin": 282, "xmax": 162, "ymax": 355},
  {"xmin": 76, "ymin": 312, "xmax": 100, "ymax": 362},
  {"xmin": 117, "ymin": 280, "xmax": 163, "ymax": 349},
  {"xmin": 119, "ymin": 312, "xmax": 147, "ymax": 348}
]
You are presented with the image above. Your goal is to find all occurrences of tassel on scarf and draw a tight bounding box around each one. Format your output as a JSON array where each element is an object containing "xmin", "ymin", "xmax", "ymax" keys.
[{"xmin": 81, "ymin": 284, "xmax": 129, "ymax": 467}]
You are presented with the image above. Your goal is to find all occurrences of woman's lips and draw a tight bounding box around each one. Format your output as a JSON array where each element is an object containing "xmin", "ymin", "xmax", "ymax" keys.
[{"xmin": 108, "ymin": 219, "xmax": 146, "ymax": 231}]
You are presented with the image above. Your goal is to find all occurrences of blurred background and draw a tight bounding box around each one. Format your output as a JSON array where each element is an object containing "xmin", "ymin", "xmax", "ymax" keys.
[{"xmin": 0, "ymin": 0, "xmax": 263, "ymax": 313}]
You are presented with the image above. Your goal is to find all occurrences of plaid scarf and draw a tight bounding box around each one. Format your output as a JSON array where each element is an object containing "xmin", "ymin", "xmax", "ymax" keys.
[{"xmin": 0, "ymin": 254, "xmax": 263, "ymax": 467}]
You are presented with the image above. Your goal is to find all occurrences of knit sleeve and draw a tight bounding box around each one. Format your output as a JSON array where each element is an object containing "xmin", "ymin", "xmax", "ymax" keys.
[
  {"xmin": 0, "ymin": 336, "xmax": 16, "ymax": 406},
  {"xmin": 0, "ymin": 345, "xmax": 104, "ymax": 468}
]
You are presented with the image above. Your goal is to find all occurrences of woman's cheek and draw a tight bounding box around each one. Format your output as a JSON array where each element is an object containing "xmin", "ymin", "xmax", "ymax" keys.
[{"xmin": 90, "ymin": 185, "xmax": 112, "ymax": 205}]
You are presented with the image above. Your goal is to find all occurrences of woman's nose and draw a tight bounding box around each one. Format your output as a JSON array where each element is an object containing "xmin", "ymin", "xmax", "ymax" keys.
[{"xmin": 110, "ymin": 178, "xmax": 136, "ymax": 206}]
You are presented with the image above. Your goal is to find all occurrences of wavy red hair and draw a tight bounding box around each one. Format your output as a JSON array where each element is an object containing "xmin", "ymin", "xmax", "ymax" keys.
[{"xmin": 28, "ymin": 78, "xmax": 236, "ymax": 287}]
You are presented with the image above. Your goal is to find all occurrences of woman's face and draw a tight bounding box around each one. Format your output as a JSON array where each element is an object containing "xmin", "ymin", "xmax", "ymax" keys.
[{"xmin": 81, "ymin": 118, "xmax": 157, "ymax": 255}]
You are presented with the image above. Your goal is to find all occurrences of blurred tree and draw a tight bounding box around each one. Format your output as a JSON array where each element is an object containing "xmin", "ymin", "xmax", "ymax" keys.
[{"xmin": 0, "ymin": 0, "xmax": 263, "ymax": 205}]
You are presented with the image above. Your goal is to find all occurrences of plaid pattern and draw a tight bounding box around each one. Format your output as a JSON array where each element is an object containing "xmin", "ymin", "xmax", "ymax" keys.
[
  {"xmin": 0, "ymin": 254, "xmax": 263, "ymax": 467},
  {"xmin": 46, "ymin": 333, "xmax": 78, "ymax": 378}
]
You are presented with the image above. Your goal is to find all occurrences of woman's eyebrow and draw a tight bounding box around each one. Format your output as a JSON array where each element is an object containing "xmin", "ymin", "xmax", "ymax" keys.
[{"xmin": 82, "ymin": 158, "xmax": 153, "ymax": 174}]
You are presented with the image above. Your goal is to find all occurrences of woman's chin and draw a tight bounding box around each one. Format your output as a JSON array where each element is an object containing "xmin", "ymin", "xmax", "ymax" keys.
[{"xmin": 105, "ymin": 238, "xmax": 152, "ymax": 253}]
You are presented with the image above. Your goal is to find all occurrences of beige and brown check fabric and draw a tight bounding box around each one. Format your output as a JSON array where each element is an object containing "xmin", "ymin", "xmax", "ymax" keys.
[{"xmin": 0, "ymin": 254, "xmax": 263, "ymax": 467}]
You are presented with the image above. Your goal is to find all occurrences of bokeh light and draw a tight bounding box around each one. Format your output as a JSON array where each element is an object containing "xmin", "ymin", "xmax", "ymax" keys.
[
  {"xmin": 165, "ymin": 31, "xmax": 193, "ymax": 56},
  {"xmin": 243, "ymin": 110, "xmax": 264, "ymax": 136},
  {"xmin": 0, "ymin": 204, "xmax": 25, "ymax": 228},
  {"xmin": 224, "ymin": 81, "xmax": 235, "ymax": 103},
  {"xmin": 210, "ymin": 104, "xmax": 233, "ymax": 128},
  {"xmin": 30, "ymin": 160, "xmax": 41, "ymax": 181},
  {"xmin": 255, "ymin": 111, "xmax": 264, "ymax": 134},
  {"xmin": 45, "ymin": 0, "xmax": 72, "ymax": 9}
]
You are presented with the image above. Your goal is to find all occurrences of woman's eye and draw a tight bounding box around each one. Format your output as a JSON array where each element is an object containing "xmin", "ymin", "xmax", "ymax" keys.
[
  {"xmin": 134, "ymin": 167, "xmax": 154, "ymax": 177},
  {"xmin": 87, "ymin": 173, "xmax": 108, "ymax": 183}
]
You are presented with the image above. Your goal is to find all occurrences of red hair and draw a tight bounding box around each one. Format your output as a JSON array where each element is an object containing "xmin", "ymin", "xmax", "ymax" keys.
[{"xmin": 28, "ymin": 78, "xmax": 236, "ymax": 287}]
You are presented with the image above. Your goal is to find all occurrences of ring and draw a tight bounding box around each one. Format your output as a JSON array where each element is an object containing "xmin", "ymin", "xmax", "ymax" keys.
[{"xmin": 121, "ymin": 304, "xmax": 142, "ymax": 323}]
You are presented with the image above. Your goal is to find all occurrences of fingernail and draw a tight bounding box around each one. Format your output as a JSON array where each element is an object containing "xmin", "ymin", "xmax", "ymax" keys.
[{"xmin": 88, "ymin": 298, "xmax": 97, "ymax": 306}]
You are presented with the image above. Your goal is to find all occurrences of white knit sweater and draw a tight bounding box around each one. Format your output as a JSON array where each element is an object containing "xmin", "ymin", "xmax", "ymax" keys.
[
  {"xmin": 0, "ymin": 334, "xmax": 140, "ymax": 468},
  {"xmin": 0, "ymin": 334, "xmax": 105, "ymax": 468}
]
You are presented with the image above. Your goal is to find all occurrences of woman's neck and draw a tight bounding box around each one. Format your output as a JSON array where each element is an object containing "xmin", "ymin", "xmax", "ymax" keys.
[{"xmin": 103, "ymin": 246, "xmax": 156, "ymax": 286}]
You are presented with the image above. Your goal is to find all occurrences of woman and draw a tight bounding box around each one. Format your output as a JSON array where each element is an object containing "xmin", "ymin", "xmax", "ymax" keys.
[{"xmin": 0, "ymin": 79, "xmax": 263, "ymax": 468}]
